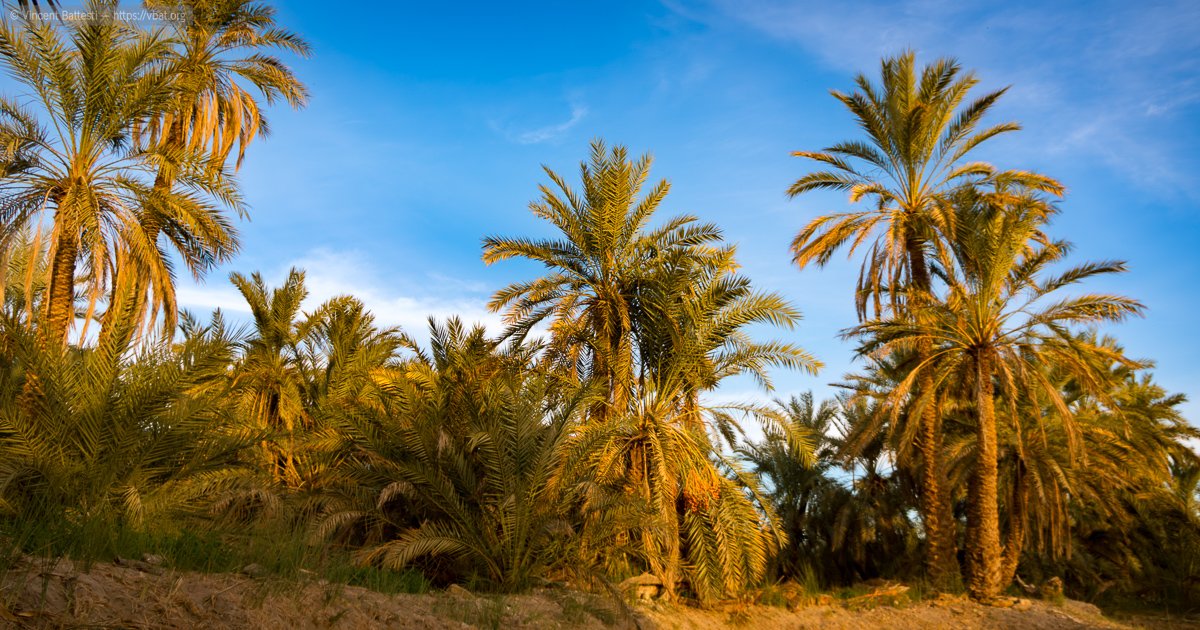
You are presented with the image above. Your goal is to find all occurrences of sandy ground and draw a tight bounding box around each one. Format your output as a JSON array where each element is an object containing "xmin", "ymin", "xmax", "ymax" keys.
[
  {"xmin": 0, "ymin": 556, "xmax": 1194, "ymax": 629},
  {"xmin": 642, "ymin": 597, "xmax": 1189, "ymax": 630}
]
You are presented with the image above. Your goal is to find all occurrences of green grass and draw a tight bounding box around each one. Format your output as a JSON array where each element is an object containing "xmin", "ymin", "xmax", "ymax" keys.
[
  {"xmin": 756, "ymin": 582, "xmax": 791, "ymax": 608},
  {"xmin": 0, "ymin": 516, "xmax": 430, "ymax": 596}
]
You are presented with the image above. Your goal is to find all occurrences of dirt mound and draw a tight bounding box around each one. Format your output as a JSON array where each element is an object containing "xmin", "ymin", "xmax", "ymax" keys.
[
  {"xmin": 0, "ymin": 557, "xmax": 1192, "ymax": 629},
  {"xmin": 0, "ymin": 557, "xmax": 625, "ymax": 629}
]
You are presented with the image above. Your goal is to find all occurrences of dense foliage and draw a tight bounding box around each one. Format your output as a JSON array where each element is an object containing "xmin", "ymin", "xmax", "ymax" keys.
[{"xmin": 0, "ymin": 0, "xmax": 1195, "ymax": 614}]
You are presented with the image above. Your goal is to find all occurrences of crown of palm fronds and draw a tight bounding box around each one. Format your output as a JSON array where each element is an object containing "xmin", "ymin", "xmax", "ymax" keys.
[
  {"xmin": 137, "ymin": 0, "xmax": 309, "ymax": 172},
  {"xmin": 483, "ymin": 140, "xmax": 728, "ymax": 416},
  {"xmin": 849, "ymin": 186, "xmax": 1143, "ymax": 454},
  {"xmin": 789, "ymin": 50, "xmax": 1063, "ymax": 319}
]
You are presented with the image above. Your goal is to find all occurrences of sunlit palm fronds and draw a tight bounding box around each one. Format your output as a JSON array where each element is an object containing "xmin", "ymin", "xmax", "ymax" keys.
[
  {"xmin": 0, "ymin": 1, "xmax": 243, "ymax": 345},
  {"xmin": 314, "ymin": 318, "xmax": 596, "ymax": 591},
  {"xmin": 786, "ymin": 52, "xmax": 1064, "ymax": 584},
  {"xmin": 483, "ymin": 139, "xmax": 727, "ymax": 422},
  {"xmin": 0, "ymin": 309, "xmax": 248, "ymax": 548}
]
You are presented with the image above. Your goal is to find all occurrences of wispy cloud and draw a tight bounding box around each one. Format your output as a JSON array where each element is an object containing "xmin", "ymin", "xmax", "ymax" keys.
[{"xmin": 494, "ymin": 102, "xmax": 589, "ymax": 145}]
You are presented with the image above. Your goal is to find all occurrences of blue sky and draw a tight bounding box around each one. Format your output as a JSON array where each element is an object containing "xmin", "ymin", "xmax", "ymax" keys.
[{"xmin": 167, "ymin": 0, "xmax": 1200, "ymax": 418}]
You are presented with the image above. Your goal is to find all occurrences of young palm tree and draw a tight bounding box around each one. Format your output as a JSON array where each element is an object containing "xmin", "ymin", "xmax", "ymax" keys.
[
  {"xmin": 315, "ymin": 318, "xmax": 597, "ymax": 591},
  {"xmin": 787, "ymin": 51, "xmax": 1063, "ymax": 585},
  {"xmin": 740, "ymin": 393, "xmax": 840, "ymax": 580},
  {"xmin": 299, "ymin": 295, "xmax": 406, "ymax": 418},
  {"xmin": 0, "ymin": 305, "xmax": 246, "ymax": 552},
  {"xmin": 851, "ymin": 190, "xmax": 1143, "ymax": 600},
  {"xmin": 229, "ymin": 267, "xmax": 313, "ymax": 487},
  {"xmin": 554, "ymin": 369, "xmax": 786, "ymax": 602},
  {"xmin": 0, "ymin": 3, "xmax": 243, "ymax": 345},
  {"xmin": 747, "ymin": 392, "xmax": 925, "ymax": 586}
]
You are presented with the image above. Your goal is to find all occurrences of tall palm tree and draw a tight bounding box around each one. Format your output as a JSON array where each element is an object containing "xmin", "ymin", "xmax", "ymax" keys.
[
  {"xmin": 487, "ymin": 142, "xmax": 813, "ymax": 600},
  {"xmin": 0, "ymin": 2, "xmax": 242, "ymax": 346},
  {"xmin": 851, "ymin": 190, "xmax": 1143, "ymax": 600},
  {"xmin": 103, "ymin": 0, "xmax": 309, "ymax": 347},
  {"xmin": 140, "ymin": 0, "xmax": 310, "ymax": 173},
  {"xmin": 787, "ymin": 51, "xmax": 1063, "ymax": 585}
]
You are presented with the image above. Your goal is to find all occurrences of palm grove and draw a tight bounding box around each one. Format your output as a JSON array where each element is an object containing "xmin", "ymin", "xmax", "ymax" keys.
[{"xmin": 0, "ymin": 0, "xmax": 1196, "ymax": 611}]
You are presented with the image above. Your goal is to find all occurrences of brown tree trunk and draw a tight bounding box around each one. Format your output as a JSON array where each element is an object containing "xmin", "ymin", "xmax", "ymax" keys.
[
  {"xmin": 43, "ymin": 232, "xmax": 78, "ymax": 346},
  {"xmin": 587, "ymin": 312, "xmax": 614, "ymax": 424},
  {"xmin": 907, "ymin": 240, "xmax": 959, "ymax": 588},
  {"xmin": 1000, "ymin": 462, "xmax": 1028, "ymax": 590},
  {"xmin": 966, "ymin": 350, "xmax": 1002, "ymax": 601}
]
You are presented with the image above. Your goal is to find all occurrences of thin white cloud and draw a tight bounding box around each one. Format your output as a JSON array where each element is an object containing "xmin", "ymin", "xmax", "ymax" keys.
[
  {"xmin": 177, "ymin": 248, "xmax": 504, "ymax": 341},
  {"xmin": 496, "ymin": 102, "xmax": 589, "ymax": 145}
]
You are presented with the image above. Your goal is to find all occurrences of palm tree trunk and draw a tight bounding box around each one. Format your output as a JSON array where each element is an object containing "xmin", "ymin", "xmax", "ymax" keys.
[
  {"xmin": 589, "ymin": 319, "xmax": 612, "ymax": 424},
  {"xmin": 43, "ymin": 232, "xmax": 78, "ymax": 345},
  {"xmin": 636, "ymin": 428, "xmax": 679, "ymax": 601},
  {"xmin": 1000, "ymin": 462, "xmax": 1028, "ymax": 590},
  {"xmin": 907, "ymin": 240, "xmax": 959, "ymax": 587},
  {"xmin": 967, "ymin": 350, "xmax": 1002, "ymax": 600}
]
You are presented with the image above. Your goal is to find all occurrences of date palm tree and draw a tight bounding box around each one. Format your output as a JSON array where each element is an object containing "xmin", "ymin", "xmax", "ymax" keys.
[
  {"xmin": 314, "ymin": 318, "xmax": 600, "ymax": 591},
  {"xmin": 229, "ymin": 267, "xmax": 312, "ymax": 487},
  {"xmin": 637, "ymin": 245, "xmax": 820, "ymax": 414},
  {"xmin": 102, "ymin": 0, "xmax": 309, "ymax": 347},
  {"xmin": 0, "ymin": 2, "xmax": 242, "ymax": 346},
  {"xmin": 964, "ymin": 340, "xmax": 1200, "ymax": 590},
  {"xmin": 850, "ymin": 188, "xmax": 1143, "ymax": 600},
  {"xmin": 741, "ymin": 393, "xmax": 840, "ymax": 580},
  {"xmin": 483, "ymin": 140, "xmax": 725, "ymax": 423},
  {"xmin": 141, "ymin": 0, "xmax": 310, "ymax": 173},
  {"xmin": 0, "ymin": 300, "xmax": 245, "ymax": 552},
  {"xmin": 487, "ymin": 141, "xmax": 814, "ymax": 600},
  {"xmin": 787, "ymin": 50, "xmax": 1063, "ymax": 585}
]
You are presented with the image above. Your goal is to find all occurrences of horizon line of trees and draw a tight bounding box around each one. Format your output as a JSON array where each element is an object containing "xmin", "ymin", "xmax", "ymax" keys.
[{"xmin": 0, "ymin": 0, "xmax": 1196, "ymax": 611}]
